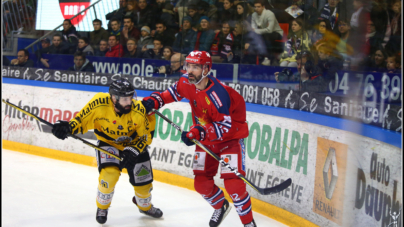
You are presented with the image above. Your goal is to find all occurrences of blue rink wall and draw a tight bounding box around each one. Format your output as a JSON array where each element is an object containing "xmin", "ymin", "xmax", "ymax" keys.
[{"xmin": 2, "ymin": 78, "xmax": 402, "ymax": 227}]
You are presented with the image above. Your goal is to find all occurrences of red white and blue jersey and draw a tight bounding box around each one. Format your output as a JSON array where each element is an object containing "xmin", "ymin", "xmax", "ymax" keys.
[{"xmin": 159, "ymin": 74, "xmax": 249, "ymax": 145}]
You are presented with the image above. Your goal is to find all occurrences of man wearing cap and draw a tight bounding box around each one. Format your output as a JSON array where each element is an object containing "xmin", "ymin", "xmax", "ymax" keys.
[
  {"xmin": 137, "ymin": 26, "xmax": 154, "ymax": 53},
  {"xmin": 37, "ymin": 34, "xmax": 69, "ymax": 68},
  {"xmin": 35, "ymin": 37, "xmax": 51, "ymax": 60},
  {"xmin": 172, "ymin": 16, "xmax": 197, "ymax": 54},
  {"xmin": 195, "ymin": 16, "xmax": 215, "ymax": 52}
]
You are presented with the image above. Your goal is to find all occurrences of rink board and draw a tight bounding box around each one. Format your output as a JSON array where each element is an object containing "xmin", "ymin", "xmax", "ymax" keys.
[{"xmin": 2, "ymin": 83, "xmax": 402, "ymax": 227}]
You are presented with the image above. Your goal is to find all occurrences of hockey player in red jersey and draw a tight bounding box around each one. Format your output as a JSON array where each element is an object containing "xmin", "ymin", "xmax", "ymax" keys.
[{"xmin": 142, "ymin": 51, "xmax": 257, "ymax": 227}]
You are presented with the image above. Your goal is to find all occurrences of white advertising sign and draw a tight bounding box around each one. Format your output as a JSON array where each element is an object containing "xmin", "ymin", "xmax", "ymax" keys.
[{"xmin": 35, "ymin": 0, "xmax": 119, "ymax": 31}]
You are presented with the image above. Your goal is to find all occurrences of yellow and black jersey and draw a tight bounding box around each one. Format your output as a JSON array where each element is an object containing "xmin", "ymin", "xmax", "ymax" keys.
[{"xmin": 69, "ymin": 92, "xmax": 156, "ymax": 152}]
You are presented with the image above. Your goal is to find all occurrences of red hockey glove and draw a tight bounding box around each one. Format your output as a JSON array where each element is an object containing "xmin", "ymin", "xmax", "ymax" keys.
[
  {"xmin": 142, "ymin": 92, "xmax": 164, "ymax": 114},
  {"xmin": 186, "ymin": 125, "xmax": 206, "ymax": 142}
]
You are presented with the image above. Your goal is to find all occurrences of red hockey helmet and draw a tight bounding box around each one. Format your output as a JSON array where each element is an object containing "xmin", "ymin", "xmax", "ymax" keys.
[{"xmin": 184, "ymin": 51, "xmax": 212, "ymax": 73}]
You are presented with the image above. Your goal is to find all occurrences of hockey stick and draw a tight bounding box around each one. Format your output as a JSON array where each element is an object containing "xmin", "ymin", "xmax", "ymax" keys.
[
  {"xmin": 2, "ymin": 99, "xmax": 122, "ymax": 161},
  {"xmin": 153, "ymin": 109, "xmax": 292, "ymax": 195}
]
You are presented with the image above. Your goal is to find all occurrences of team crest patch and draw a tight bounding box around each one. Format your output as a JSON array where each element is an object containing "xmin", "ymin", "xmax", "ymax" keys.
[
  {"xmin": 118, "ymin": 125, "xmax": 123, "ymax": 130},
  {"xmin": 133, "ymin": 161, "xmax": 153, "ymax": 183},
  {"xmin": 113, "ymin": 120, "xmax": 116, "ymax": 124}
]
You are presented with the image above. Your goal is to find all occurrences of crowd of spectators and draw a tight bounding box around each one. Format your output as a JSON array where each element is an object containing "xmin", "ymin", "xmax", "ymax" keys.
[{"xmin": 17, "ymin": 0, "xmax": 402, "ymax": 79}]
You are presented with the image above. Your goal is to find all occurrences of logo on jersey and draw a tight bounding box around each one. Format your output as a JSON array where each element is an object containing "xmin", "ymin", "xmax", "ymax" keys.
[
  {"xmin": 203, "ymin": 108, "xmax": 208, "ymax": 114},
  {"xmin": 118, "ymin": 125, "xmax": 123, "ymax": 130},
  {"xmin": 205, "ymin": 97, "xmax": 211, "ymax": 105},
  {"xmin": 209, "ymin": 91, "xmax": 223, "ymax": 109},
  {"xmin": 113, "ymin": 120, "xmax": 116, "ymax": 124}
]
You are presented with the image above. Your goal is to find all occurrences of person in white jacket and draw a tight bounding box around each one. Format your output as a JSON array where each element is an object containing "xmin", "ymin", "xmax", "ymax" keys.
[{"xmin": 251, "ymin": 0, "xmax": 283, "ymax": 63}]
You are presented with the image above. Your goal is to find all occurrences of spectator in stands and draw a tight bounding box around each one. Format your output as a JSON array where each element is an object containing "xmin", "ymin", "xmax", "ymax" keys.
[
  {"xmin": 90, "ymin": 19, "xmax": 109, "ymax": 50},
  {"xmin": 172, "ymin": 16, "xmax": 197, "ymax": 54},
  {"xmin": 143, "ymin": 38, "xmax": 164, "ymax": 59},
  {"xmin": 350, "ymin": 0, "xmax": 370, "ymax": 36},
  {"xmin": 162, "ymin": 46, "xmax": 174, "ymax": 60},
  {"xmin": 61, "ymin": 19, "xmax": 80, "ymax": 54},
  {"xmin": 169, "ymin": 53, "xmax": 186, "ymax": 76},
  {"xmin": 386, "ymin": 52, "xmax": 401, "ymax": 73},
  {"xmin": 187, "ymin": 5, "xmax": 202, "ymax": 29},
  {"xmin": 121, "ymin": 16, "xmax": 140, "ymax": 46},
  {"xmin": 153, "ymin": 21, "xmax": 175, "ymax": 47},
  {"xmin": 370, "ymin": 0, "xmax": 394, "ymax": 51},
  {"xmin": 39, "ymin": 35, "xmax": 70, "ymax": 68},
  {"xmin": 3, "ymin": 55, "xmax": 11, "ymax": 66},
  {"xmin": 94, "ymin": 40, "xmax": 109, "ymax": 57},
  {"xmin": 386, "ymin": 0, "xmax": 401, "ymax": 55},
  {"xmin": 106, "ymin": 0, "xmax": 127, "ymax": 27},
  {"xmin": 363, "ymin": 19, "xmax": 384, "ymax": 56},
  {"xmin": 35, "ymin": 37, "xmax": 51, "ymax": 61},
  {"xmin": 231, "ymin": 20, "xmax": 267, "ymax": 64},
  {"xmin": 160, "ymin": 3, "xmax": 179, "ymax": 31},
  {"xmin": 280, "ymin": 17, "xmax": 311, "ymax": 67},
  {"xmin": 157, "ymin": 52, "xmax": 186, "ymax": 76},
  {"xmin": 361, "ymin": 45, "xmax": 388, "ymax": 72},
  {"xmin": 311, "ymin": 18, "xmax": 332, "ymax": 45},
  {"xmin": 68, "ymin": 51, "xmax": 95, "ymax": 72},
  {"xmin": 211, "ymin": 21, "xmax": 234, "ymax": 63},
  {"xmin": 110, "ymin": 19, "xmax": 123, "ymax": 40},
  {"xmin": 105, "ymin": 35, "xmax": 124, "ymax": 57},
  {"xmin": 123, "ymin": 38, "xmax": 141, "ymax": 58},
  {"xmin": 10, "ymin": 49, "xmax": 34, "ymax": 67},
  {"xmin": 275, "ymin": 51, "xmax": 312, "ymax": 83},
  {"xmin": 251, "ymin": 0, "xmax": 283, "ymax": 59},
  {"xmin": 235, "ymin": 1, "xmax": 254, "ymax": 23},
  {"xmin": 137, "ymin": 0, "xmax": 155, "ymax": 29},
  {"xmin": 155, "ymin": 0, "xmax": 166, "ymax": 15},
  {"xmin": 220, "ymin": 0, "xmax": 237, "ymax": 25},
  {"xmin": 319, "ymin": 0, "xmax": 348, "ymax": 34},
  {"xmin": 195, "ymin": 16, "xmax": 215, "ymax": 52},
  {"xmin": 198, "ymin": 1, "xmax": 218, "ymax": 28},
  {"xmin": 137, "ymin": 26, "xmax": 154, "ymax": 51},
  {"xmin": 316, "ymin": 43, "xmax": 343, "ymax": 82},
  {"xmin": 124, "ymin": 0, "xmax": 139, "ymax": 22},
  {"xmin": 335, "ymin": 18, "xmax": 354, "ymax": 59},
  {"xmin": 300, "ymin": 59, "xmax": 327, "ymax": 93},
  {"xmin": 77, "ymin": 37, "xmax": 94, "ymax": 56}
]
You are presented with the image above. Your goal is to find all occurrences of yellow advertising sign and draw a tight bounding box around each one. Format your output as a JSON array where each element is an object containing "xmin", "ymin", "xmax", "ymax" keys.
[{"xmin": 313, "ymin": 138, "xmax": 348, "ymax": 225}]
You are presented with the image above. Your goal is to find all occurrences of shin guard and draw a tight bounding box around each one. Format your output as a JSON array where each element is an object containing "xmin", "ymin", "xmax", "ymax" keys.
[
  {"xmin": 224, "ymin": 178, "xmax": 253, "ymax": 224},
  {"xmin": 194, "ymin": 175, "xmax": 225, "ymax": 209},
  {"xmin": 133, "ymin": 183, "xmax": 153, "ymax": 211},
  {"xmin": 96, "ymin": 166, "xmax": 120, "ymax": 209}
]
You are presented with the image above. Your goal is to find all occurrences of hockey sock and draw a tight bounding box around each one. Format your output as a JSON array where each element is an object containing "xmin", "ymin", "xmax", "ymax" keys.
[
  {"xmin": 225, "ymin": 178, "xmax": 253, "ymax": 224},
  {"xmin": 194, "ymin": 176, "xmax": 225, "ymax": 209},
  {"xmin": 96, "ymin": 166, "xmax": 120, "ymax": 209},
  {"xmin": 202, "ymin": 186, "xmax": 225, "ymax": 209},
  {"xmin": 133, "ymin": 183, "xmax": 153, "ymax": 211}
]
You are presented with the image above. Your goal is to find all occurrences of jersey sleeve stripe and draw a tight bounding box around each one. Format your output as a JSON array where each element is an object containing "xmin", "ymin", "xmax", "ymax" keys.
[
  {"xmin": 168, "ymin": 87, "xmax": 179, "ymax": 102},
  {"xmin": 216, "ymin": 121, "xmax": 231, "ymax": 129},
  {"xmin": 212, "ymin": 122, "xmax": 222, "ymax": 139}
]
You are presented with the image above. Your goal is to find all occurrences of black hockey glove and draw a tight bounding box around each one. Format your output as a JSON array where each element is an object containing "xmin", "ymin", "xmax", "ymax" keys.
[
  {"xmin": 52, "ymin": 120, "xmax": 72, "ymax": 140},
  {"xmin": 121, "ymin": 146, "xmax": 140, "ymax": 169},
  {"xmin": 181, "ymin": 131, "xmax": 196, "ymax": 146}
]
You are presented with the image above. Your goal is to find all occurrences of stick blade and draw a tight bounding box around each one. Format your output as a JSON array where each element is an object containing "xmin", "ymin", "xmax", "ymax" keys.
[{"xmin": 259, "ymin": 178, "xmax": 292, "ymax": 195}]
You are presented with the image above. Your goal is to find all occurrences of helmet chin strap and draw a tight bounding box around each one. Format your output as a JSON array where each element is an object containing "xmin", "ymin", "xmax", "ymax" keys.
[{"xmin": 193, "ymin": 67, "xmax": 211, "ymax": 85}]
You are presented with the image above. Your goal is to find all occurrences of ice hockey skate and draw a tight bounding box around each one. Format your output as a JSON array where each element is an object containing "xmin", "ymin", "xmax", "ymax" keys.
[
  {"xmin": 244, "ymin": 219, "xmax": 257, "ymax": 227},
  {"xmin": 209, "ymin": 199, "xmax": 231, "ymax": 227},
  {"xmin": 132, "ymin": 196, "xmax": 163, "ymax": 218},
  {"xmin": 96, "ymin": 208, "xmax": 108, "ymax": 224}
]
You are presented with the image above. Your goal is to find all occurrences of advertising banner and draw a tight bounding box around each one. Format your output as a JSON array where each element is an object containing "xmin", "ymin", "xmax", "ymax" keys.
[
  {"xmin": 2, "ymin": 83, "xmax": 401, "ymax": 227},
  {"xmin": 3, "ymin": 66, "xmax": 402, "ymax": 132}
]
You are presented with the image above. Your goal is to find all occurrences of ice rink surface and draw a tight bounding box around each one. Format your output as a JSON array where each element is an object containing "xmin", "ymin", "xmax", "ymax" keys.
[{"xmin": 2, "ymin": 149, "xmax": 287, "ymax": 227}]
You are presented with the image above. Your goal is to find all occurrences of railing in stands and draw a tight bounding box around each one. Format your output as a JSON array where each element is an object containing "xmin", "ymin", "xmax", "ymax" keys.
[{"xmin": 23, "ymin": 0, "xmax": 105, "ymax": 53}]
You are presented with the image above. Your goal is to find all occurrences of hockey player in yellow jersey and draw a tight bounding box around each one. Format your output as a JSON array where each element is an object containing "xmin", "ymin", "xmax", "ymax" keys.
[{"xmin": 51, "ymin": 78, "xmax": 163, "ymax": 224}]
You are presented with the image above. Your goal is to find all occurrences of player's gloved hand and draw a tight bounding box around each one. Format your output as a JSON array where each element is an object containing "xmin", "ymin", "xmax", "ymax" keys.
[
  {"xmin": 142, "ymin": 92, "xmax": 164, "ymax": 114},
  {"xmin": 121, "ymin": 146, "xmax": 140, "ymax": 169},
  {"xmin": 181, "ymin": 125, "xmax": 205, "ymax": 146},
  {"xmin": 52, "ymin": 120, "xmax": 72, "ymax": 140}
]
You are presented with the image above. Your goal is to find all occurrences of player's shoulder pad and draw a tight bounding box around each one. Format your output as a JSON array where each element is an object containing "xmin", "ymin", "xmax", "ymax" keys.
[
  {"xmin": 87, "ymin": 92, "xmax": 112, "ymax": 107},
  {"xmin": 206, "ymin": 76, "xmax": 231, "ymax": 115}
]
